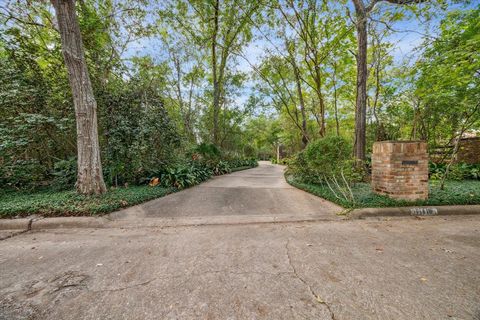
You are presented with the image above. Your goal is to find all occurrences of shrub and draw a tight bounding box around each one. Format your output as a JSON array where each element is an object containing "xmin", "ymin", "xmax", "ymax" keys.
[
  {"xmin": 429, "ymin": 162, "xmax": 480, "ymax": 181},
  {"xmin": 195, "ymin": 143, "xmax": 221, "ymax": 160},
  {"xmin": 227, "ymin": 158, "xmax": 258, "ymax": 168},
  {"xmin": 287, "ymin": 136, "xmax": 357, "ymax": 203},
  {"xmin": 288, "ymin": 136, "xmax": 354, "ymax": 183},
  {"xmin": 211, "ymin": 160, "xmax": 231, "ymax": 175},
  {"xmin": 304, "ymin": 136, "xmax": 351, "ymax": 173},
  {"xmin": 0, "ymin": 159, "xmax": 48, "ymax": 190},
  {"xmin": 286, "ymin": 150, "xmax": 310, "ymax": 181},
  {"xmin": 52, "ymin": 158, "xmax": 77, "ymax": 190},
  {"xmin": 160, "ymin": 162, "xmax": 212, "ymax": 189},
  {"xmin": 157, "ymin": 157, "xmax": 257, "ymax": 189}
]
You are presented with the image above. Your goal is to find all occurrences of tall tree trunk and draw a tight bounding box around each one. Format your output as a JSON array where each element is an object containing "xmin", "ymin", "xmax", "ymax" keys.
[
  {"xmin": 292, "ymin": 60, "xmax": 309, "ymax": 148},
  {"xmin": 288, "ymin": 41, "xmax": 309, "ymax": 148},
  {"xmin": 333, "ymin": 61, "xmax": 340, "ymax": 136},
  {"xmin": 353, "ymin": 0, "xmax": 368, "ymax": 163},
  {"xmin": 372, "ymin": 54, "xmax": 382, "ymax": 140},
  {"xmin": 351, "ymin": 0, "xmax": 425, "ymax": 162},
  {"xmin": 211, "ymin": 0, "xmax": 220, "ymax": 145},
  {"xmin": 312, "ymin": 64, "xmax": 326, "ymax": 137},
  {"xmin": 51, "ymin": 0, "xmax": 107, "ymax": 195}
]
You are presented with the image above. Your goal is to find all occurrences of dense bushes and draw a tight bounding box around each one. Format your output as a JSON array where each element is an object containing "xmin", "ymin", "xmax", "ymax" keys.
[
  {"xmin": 429, "ymin": 162, "xmax": 480, "ymax": 180},
  {"xmin": 286, "ymin": 136, "xmax": 368, "ymax": 204},
  {"xmin": 148, "ymin": 142, "xmax": 258, "ymax": 190},
  {"xmin": 0, "ymin": 159, "xmax": 49, "ymax": 190},
  {"xmin": 270, "ymin": 158, "xmax": 288, "ymax": 165},
  {"xmin": 225, "ymin": 158, "xmax": 258, "ymax": 169},
  {"xmin": 0, "ymin": 156, "xmax": 258, "ymax": 218},
  {"xmin": 51, "ymin": 158, "xmax": 77, "ymax": 190},
  {"xmin": 159, "ymin": 157, "xmax": 258, "ymax": 190},
  {"xmin": 287, "ymin": 136, "xmax": 356, "ymax": 183},
  {"xmin": 0, "ymin": 64, "xmax": 180, "ymax": 191},
  {"xmin": 160, "ymin": 162, "xmax": 212, "ymax": 189}
]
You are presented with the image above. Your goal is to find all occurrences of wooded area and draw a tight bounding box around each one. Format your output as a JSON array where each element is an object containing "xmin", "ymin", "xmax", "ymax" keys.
[{"xmin": 0, "ymin": 0, "xmax": 479, "ymax": 195}]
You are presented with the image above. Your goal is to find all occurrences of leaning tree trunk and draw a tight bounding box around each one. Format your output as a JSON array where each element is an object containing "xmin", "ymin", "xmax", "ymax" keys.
[
  {"xmin": 353, "ymin": 3, "xmax": 368, "ymax": 163},
  {"xmin": 51, "ymin": 0, "xmax": 107, "ymax": 195}
]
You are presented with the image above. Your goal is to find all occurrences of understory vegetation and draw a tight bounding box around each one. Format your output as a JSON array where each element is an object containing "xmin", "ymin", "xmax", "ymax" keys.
[
  {"xmin": 0, "ymin": 186, "xmax": 174, "ymax": 218},
  {"xmin": 287, "ymin": 177, "xmax": 480, "ymax": 209}
]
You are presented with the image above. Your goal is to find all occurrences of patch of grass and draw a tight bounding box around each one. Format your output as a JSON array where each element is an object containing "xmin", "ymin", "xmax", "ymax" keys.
[
  {"xmin": 286, "ymin": 176, "xmax": 480, "ymax": 209},
  {"xmin": 0, "ymin": 186, "xmax": 174, "ymax": 218}
]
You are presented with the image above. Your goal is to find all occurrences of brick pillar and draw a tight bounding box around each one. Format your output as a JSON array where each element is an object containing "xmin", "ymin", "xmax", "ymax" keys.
[{"xmin": 372, "ymin": 141, "xmax": 429, "ymax": 201}]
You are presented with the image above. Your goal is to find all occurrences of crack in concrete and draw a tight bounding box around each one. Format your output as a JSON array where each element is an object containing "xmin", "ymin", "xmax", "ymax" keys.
[
  {"xmin": 90, "ymin": 269, "xmax": 290, "ymax": 293},
  {"xmin": 0, "ymin": 229, "xmax": 29, "ymax": 241},
  {"xmin": 285, "ymin": 239, "xmax": 336, "ymax": 320},
  {"xmin": 0, "ymin": 219, "xmax": 33, "ymax": 241},
  {"xmin": 92, "ymin": 278, "xmax": 156, "ymax": 293}
]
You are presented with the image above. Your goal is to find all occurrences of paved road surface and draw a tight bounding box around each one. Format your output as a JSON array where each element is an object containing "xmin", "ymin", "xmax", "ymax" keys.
[{"xmin": 1, "ymin": 216, "xmax": 479, "ymax": 319}]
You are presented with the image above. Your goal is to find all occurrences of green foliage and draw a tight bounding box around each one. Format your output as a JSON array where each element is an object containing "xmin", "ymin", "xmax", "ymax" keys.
[
  {"xmin": 228, "ymin": 158, "xmax": 258, "ymax": 169},
  {"xmin": 161, "ymin": 162, "xmax": 212, "ymax": 189},
  {"xmin": 98, "ymin": 79, "xmax": 180, "ymax": 186},
  {"xmin": 287, "ymin": 176, "xmax": 480, "ymax": 209},
  {"xmin": 51, "ymin": 158, "xmax": 77, "ymax": 190},
  {"xmin": 0, "ymin": 155, "xmax": 257, "ymax": 217},
  {"xmin": 160, "ymin": 158, "xmax": 257, "ymax": 189},
  {"xmin": 210, "ymin": 160, "xmax": 232, "ymax": 176},
  {"xmin": 0, "ymin": 159, "xmax": 48, "ymax": 190},
  {"xmin": 413, "ymin": 7, "xmax": 480, "ymax": 143},
  {"xmin": 286, "ymin": 151, "xmax": 310, "ymax": 181},
  {"xmin": 0, "ymin": 4, "xmax": 179, "ymax": 190},
  {"xmin": 195, "ymin": 143, "xmax": 222, "ymax": 160},
  {"xmin": 304, "ymin": 136, "xmax": 352, "ymax": 175},
  {"xmin": 0, "ymin": 186, "xmax": 174, "ymax": 218},
  {"xmin": 429, "ymin": 162, "xmax": 480, "ymax": 181},
  {"xmin": 288, "ymin": 136, "xmax": 355, "ymax": 183}
]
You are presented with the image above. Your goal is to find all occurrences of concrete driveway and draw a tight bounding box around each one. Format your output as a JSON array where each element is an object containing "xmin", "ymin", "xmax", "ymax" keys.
[{"xmin": 109, "ymin": 161, "xmax": 342, "ymax": 220}]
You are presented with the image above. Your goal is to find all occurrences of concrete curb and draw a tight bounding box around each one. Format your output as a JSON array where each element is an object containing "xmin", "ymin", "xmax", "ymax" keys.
[
  {"xmin": 348, "ymin": 205, "xmax": 480, "ymax": 219},
  {"xmin": 0, "ymin": 213, "xmax": 342, "ymax": 231},
  {"xmin": 30, "ymin": 217, "xmax": 109, "ymax": 230},
  {"xmin": 2, "ymin": 206, "xmax": 479, "ymax": 231},
  {"xmin": 0, "ymin": 218, "xmax": 32, "ymax": 230}
]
